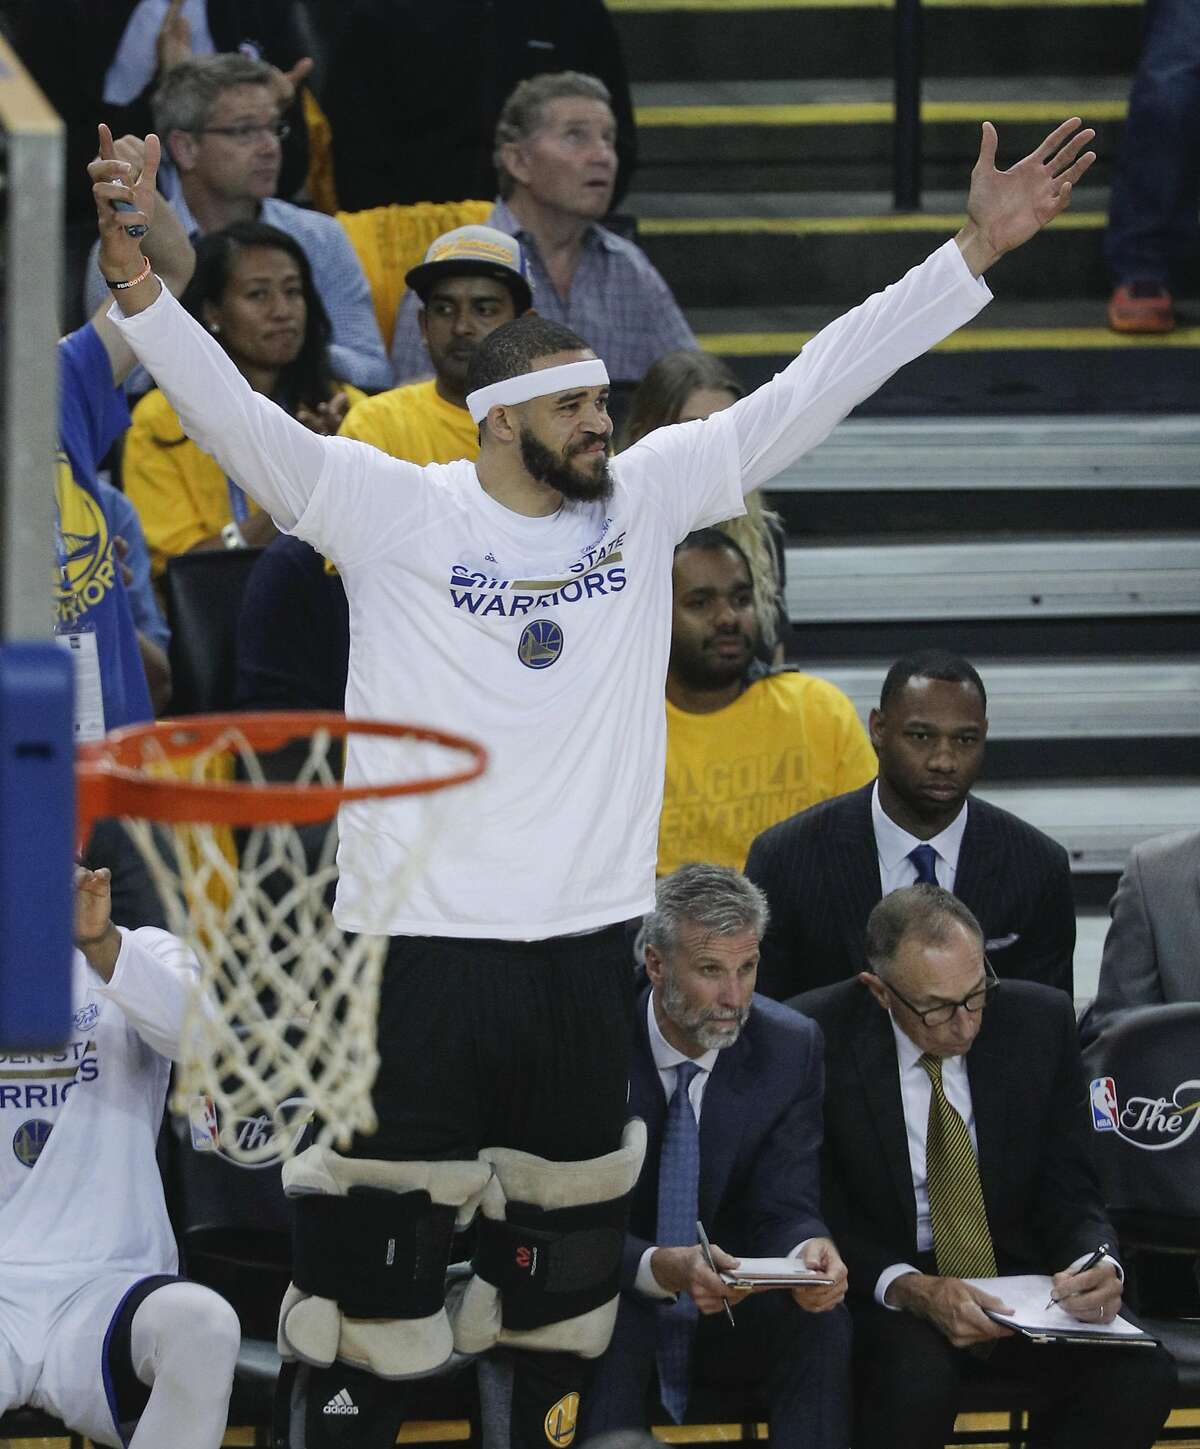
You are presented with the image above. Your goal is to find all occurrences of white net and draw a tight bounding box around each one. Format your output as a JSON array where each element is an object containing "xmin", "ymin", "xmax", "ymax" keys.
[{"xmin": 110, "ymin": 719, "xmax": 468, "ymax": 1165}]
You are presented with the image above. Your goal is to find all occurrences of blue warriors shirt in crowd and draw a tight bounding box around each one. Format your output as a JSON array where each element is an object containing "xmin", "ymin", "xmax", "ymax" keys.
[{"xmin": 56, "ymin": 325, "xmax": 153, "ymax": 737}]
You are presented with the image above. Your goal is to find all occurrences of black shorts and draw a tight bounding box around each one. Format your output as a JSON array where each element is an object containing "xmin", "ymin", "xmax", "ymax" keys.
[{"xmin": 349, "ymin": 923, "xmax": 636, "ymax": 1163}]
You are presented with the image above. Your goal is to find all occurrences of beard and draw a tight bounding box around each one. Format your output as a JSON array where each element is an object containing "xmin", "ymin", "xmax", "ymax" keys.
[
  {"xmin": 519, "ymin": 424, "xmax": 613, "ymax": 505},
  {"xmin": 660, "ymin": 971, "xmax": 751, "ymax": 1051},
  {"xmin": 668, "ymin": 632, "xmax": 756, "ymax": 692}
]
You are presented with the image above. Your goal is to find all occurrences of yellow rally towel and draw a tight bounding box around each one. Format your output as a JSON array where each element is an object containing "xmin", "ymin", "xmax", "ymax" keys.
[{"xmin": 336, "ymin": 200, "xmax": 492, "ymax": 344}]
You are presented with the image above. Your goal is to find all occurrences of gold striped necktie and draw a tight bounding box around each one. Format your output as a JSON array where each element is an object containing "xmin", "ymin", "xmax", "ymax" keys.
[{"xmin": 919, "ymin": 1052, "xmax": 997, "ymax": 1278}]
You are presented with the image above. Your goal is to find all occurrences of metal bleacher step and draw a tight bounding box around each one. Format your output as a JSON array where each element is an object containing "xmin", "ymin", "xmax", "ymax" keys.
[
  {"xmin": 976, "ymin": 779, "xmax": 1200, "ymax": 878},
  {"xmin": 775, "ymin": 415, "xmax": 1200, "ymax": 493},
  {"xmin": 635, "ymin": 194, "xmax": 1134, "ymax": 310},
  {"xmin": 610, "ymin": 0, "xmax": 1143, "ymax": 87},
  {"xmin": 819, "ymin": 658, "xmax": 1200, "ymax": 744},
  {"xmin": 688, "ymin": 300, "xmax": 1200, "ymax": 413},
  {"xmin": 631, "ymin": 76, "xmax": 1127, "ymax": 192},
  {"xmin": 783, "ymin": 536, "xmax": 1200, "ymax": 623}
]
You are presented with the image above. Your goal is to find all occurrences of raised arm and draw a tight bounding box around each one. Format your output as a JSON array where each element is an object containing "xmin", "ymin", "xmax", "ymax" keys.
[
  {"xmin": 89, "ymin": 124, "xmax": 332, "ymax": 532},
  {"xmin": 631, "ymin": 118, "xmax": 1095, "ymax": 516},
  {"xmin": 74, "ymin": 866, "xmax": 198, "ymax": 1061},
  {"xmin": 89, "ymin": 133, "xmax": 195, "ymax": 388},
  {"xmin": 729, "ymin": 117, "xmax": 1096, "ymax": 492}
]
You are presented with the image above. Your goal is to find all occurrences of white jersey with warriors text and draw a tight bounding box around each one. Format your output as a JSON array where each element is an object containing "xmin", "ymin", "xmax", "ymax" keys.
[{"xmin": 112, "ymin": 241, "xmax": 991, "ymax": 939}]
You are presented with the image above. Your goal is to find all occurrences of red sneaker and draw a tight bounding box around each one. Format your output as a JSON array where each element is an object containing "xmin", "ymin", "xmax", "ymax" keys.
[{"xmin": 1108, "ymin": 281, "xmax": 1175, "ymax": 334}]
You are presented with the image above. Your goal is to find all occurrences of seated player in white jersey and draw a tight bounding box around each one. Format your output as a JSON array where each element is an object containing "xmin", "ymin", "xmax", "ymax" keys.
[
  {"xmin": 0, "ymin": 866, "xmax": 240, "ymax": 1447},
  {"xmin": 89, "ymin": 118, "xmax": 1095, "ymax": 1449}
]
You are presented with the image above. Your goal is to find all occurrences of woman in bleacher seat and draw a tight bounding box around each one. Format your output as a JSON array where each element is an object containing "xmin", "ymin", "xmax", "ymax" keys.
[
  {"xmin": 123, "ymin": 221, "xmax": 364, "ymax": 578},
  {"xmin": 621, "ymin": 350, "xmax": 791, "ymax": 662}
]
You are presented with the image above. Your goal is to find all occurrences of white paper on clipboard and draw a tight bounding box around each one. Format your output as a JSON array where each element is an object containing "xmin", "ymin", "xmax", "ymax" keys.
[{"xmin": 965, "ymin": 1274, "xmax": 1157, "ymax": 1346}]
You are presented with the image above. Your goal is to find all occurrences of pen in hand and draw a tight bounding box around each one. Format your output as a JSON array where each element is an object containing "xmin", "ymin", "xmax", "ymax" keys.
[
  {"xmin": 1045, "ymin": 1241, "xmax": 1111, "ymax": 1309},
  {"xmin": 697, "ymin": 1218, "xmax": 736, "ymax": 1328}
]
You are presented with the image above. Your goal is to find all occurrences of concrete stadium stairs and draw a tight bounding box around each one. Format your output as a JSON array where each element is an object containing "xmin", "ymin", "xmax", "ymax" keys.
[
  {"xmin": 611, "ymin": 0, "xmax": 1200, "ymax": 413},
  {"xmin": 610, "ymin": 0, "xmax": 1200, "ymax": 1001}
]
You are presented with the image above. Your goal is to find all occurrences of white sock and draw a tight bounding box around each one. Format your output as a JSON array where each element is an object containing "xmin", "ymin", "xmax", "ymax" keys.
[{"xmin": 127, "ymin": 1281, "xmax": 241, "ymax": 1449}]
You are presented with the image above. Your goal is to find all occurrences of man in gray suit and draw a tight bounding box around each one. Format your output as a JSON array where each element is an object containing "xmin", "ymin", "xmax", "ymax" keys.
[{"xmin": 1080, "ymin": 828, "xmax": 1200, "ymax": 1046}]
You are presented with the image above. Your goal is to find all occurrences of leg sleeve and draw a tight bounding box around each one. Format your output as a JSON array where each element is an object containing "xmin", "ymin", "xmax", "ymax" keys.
[{"xmin": 127, "ymin": 1281, "xmax": 240, "ymax": 1449}]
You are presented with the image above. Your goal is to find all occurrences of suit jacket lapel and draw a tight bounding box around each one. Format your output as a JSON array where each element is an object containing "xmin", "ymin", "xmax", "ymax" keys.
[
  {"xmin": 830, "ymin": 785, "xmax": 884, "ymax": 970},
  {"xmin": 852, "ymin": 1003, "xmax": 919, "ymax": 1245},
  {"xmin": 965, "ymin": 1018, "xmax": 1010, "ymax": 1236},
  {"xmin": 698, "ymin": 1033, "xmax": 751, "ymax": 1223},
  {"xmin": 951, "ymin": 795, "xmax": 994, "ymax": 910}
]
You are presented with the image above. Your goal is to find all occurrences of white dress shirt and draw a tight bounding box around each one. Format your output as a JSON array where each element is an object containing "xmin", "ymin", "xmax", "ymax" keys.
[
  {"xmin": 876, "ymin": 1019, "xmax": 1120, "ymax": 1306},
  {"xmin": 871, "ymin": 779, "xmax": 968, "ymax": 896}
]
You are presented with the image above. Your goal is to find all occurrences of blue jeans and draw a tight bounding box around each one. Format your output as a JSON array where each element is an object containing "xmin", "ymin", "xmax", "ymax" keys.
[{"xmin": 1104, "ymin": 0, "xmax": 1200, "ymax": 286}]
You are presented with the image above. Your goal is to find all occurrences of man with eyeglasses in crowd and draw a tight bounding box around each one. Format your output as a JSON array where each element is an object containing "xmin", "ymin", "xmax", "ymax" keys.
[
  {"xmin": 84, "ymin": 54, "xmax": 390, "ymax": 392},
  {"xmin": 794, "ymin": 884, "xmax": 1176, "ymax": 1449}
]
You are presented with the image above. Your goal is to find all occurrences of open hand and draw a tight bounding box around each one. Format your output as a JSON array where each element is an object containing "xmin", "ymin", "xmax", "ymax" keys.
[
  {"xmin": 957, "ymin": 118, "xmax": 1096, "ymax": 275},
  {"xmin": 887, "ymin": 1273, "xmax": 1017, "ymax": 1348},
  {"xmin": 792, "ymin": 1237, "xmax": 849, "ymax": 1313}
]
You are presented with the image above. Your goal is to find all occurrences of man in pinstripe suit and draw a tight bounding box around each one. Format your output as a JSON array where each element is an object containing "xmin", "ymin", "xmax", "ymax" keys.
[{"xmin": 745, "ymin": 650, "xmax": 1075, "ymax": 1002}]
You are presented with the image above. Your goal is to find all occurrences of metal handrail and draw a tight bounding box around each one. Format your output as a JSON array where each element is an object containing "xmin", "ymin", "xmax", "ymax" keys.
[{"xmin": 894, "ymin": 0, "xmax": 923, "ymax": 210}]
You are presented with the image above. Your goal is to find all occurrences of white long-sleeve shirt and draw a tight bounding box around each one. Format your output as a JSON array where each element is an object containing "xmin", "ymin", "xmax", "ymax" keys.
[
  {"xmin": 0, "ymin": 928, "xmax": 198, "ymax": 1276},
  {"xmin": 111, "ymin": 241, "xmax": 991, "ymax": 939}
]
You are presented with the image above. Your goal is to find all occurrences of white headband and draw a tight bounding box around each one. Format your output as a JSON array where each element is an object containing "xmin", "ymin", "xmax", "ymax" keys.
[{"xmin": 466, "ymin": 359, "xmax": 610, "ymax": 423}]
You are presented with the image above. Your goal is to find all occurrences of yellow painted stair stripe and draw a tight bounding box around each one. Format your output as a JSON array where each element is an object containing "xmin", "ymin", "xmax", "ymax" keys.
[
  {"xmin": 612, "ymin": 0, "xmax": 1139, "ymax": 10},
  {"xmin": 637, "ymin": 100, "xmax": 1126, "ymax": 125},
  {"xmin": 639, "ymin": 210, "xmax": 1105, "ymax": 235},
  {"xmin": 700, "ymin": 326, "xmax": 1200, "ymax": 353}
]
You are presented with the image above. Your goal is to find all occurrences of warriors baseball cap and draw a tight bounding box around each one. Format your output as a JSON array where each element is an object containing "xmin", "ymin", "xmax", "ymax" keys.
[{"xmin": 405, "ymin": 225, "xmax": 534, "ymax": 311}]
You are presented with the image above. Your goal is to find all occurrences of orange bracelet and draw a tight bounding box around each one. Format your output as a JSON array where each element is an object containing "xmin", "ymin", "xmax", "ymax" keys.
[{"xmin": 106, "ymin": 256, "xmax": 152, "ymax": 291}]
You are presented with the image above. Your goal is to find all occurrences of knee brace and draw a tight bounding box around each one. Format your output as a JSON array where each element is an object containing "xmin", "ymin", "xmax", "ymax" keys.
[
  {"xmin": 447, "ymin": 1117, "xmax": 646, "ymax": 1360},
  {"xmin": 278, "ymin": 1147, "xmax": 491, "ymax": 1380}
]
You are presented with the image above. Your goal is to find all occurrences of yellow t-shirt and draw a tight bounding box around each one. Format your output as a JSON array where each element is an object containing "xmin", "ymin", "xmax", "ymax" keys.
[
  {"xmin": 338, "ymin": 379, "xmax": 479, "ymax": 465},
  {"xmin": 124, "ymin": 383, "xmax": 364, "ymax": 576},
  {"xmin": 658, "ymin": 672, "xmax": 878, "ymax": 876}
]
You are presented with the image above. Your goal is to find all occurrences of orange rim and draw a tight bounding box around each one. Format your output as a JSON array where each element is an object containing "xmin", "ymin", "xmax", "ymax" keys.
[{"xmin": 76, "ymin": 711, "xmax": 488, "ymax": 832}]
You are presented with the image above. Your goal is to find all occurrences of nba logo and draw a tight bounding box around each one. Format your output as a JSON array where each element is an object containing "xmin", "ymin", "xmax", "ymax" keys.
[
  {"xmin": 1090, "ymin": 1076, "xmax": 1119, "ymax": 1132},
  {"xmin": 188, "ymin": 1095, "xmax": 220, "ymax": 1151}
]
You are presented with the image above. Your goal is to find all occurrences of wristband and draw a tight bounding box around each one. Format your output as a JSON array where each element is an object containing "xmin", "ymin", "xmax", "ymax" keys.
[
  {"xmin": 221, "ymin": 520, "xmax": 247, "ymax": 550},
  {"xmin": 106, "ymin": 256, "xmax": 152, "ymax": 291}
]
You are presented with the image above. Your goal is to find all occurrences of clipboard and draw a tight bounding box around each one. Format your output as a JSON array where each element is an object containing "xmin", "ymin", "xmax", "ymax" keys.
[{"xmin": 966, "ymin": 1274, "xmax": 1159, "ymax": 1348}]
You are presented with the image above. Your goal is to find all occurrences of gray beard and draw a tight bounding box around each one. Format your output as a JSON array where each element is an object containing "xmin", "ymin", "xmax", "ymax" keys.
[{"xmin": 660, "ymin": 972, "xmax": 750, "ymax": 1051}]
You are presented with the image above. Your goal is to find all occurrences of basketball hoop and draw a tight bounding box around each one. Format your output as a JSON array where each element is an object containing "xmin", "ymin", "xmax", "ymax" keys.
[{"xmin": 77, "ymin": 712, "xmax": 487, "ymax": 1165}]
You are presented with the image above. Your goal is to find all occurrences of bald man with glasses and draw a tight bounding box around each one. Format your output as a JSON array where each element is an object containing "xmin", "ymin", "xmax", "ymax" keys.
[{"xmin": 793, "ymin": 884, "xmax": 1175, "ymax": 1449}]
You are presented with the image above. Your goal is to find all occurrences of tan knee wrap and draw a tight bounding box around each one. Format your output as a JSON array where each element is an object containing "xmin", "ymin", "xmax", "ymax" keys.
[
  {"xmin": 278, "ymin": 1147, "xmax": 492, "ymax": 1380},
  {"xmin": 447, "ymin": 1117, "xmax": 647, "ymax": 1359}
]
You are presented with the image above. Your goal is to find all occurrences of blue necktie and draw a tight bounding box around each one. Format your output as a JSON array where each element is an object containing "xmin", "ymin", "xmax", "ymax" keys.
[
  {"xmin": 656, "ymin": 1060, "xmax": 703, "ymax": 1424},
  {"xmin": 909, "ymin": 843, "xmax": 939, "ymax": 885}
]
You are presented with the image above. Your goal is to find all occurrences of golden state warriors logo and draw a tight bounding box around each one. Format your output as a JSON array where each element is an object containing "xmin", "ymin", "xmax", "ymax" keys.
[
  {"xmin": 544, "ymin": 1392, "xmax": 579, "ymax": 1447},
  {"xmin": 13, "ymin": 1120, "xmax": 53, "ymax": 1168},
  {"xmin": 519, "ymin": 619, "xmax": 563, "ymax": 669},
  {"xmin": 54, "ymin": 454, "xmax": 116, "ymax": 625}
]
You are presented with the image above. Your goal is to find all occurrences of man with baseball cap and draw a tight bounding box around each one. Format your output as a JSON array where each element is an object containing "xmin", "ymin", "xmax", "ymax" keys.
[{"xmin": 340, "ymin": 224, "xmax": 533, "ymax": 466}]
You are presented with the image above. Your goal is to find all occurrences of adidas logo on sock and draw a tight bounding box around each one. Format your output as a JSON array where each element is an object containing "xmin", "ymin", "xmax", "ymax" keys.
[{"xmin": 323, "ymin": 1389, "xmax": 359, "ymax": 1416}]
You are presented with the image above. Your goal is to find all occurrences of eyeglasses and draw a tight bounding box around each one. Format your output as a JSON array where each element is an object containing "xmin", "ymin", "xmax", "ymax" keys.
[
  {"xmin": 883, "ymin": 959, "xmax": 999, "ymax": 1027},
  {"xmin": 195, "ymin": 122, "xmax": 290, "ymax": 145}
]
